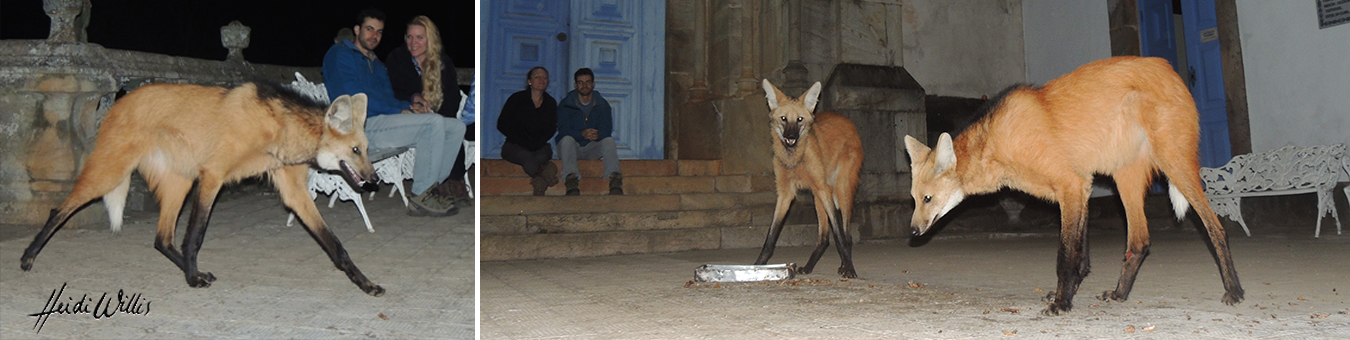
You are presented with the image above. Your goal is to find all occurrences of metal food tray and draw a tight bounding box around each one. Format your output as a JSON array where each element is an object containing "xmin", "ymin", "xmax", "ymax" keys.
[{"xmin": 693, "ymin": 263, "xmax": 796, "ymax": 282}]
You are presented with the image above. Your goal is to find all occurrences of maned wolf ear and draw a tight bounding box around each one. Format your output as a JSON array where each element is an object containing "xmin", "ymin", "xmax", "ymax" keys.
[
  {"xmin": 327, "ymin": 94, "xmax": 356, "ymax": 134},
  {"xmin": 762, "ymin": 79, "xmax": 783, "ymax": 111},
  {"xmin": 802, "ymin": 81, "xmax": 822, "ymax": 113},
  {"xmin": 349, "ymin": 93, "xmax": 368, "ymax": 128},
  {"xmin": 934, "ymin": 132, "xmax": 957, "ymax": 173},
  {"xmin": 904, "ymin": 135, "xmax": 930, "ymax": 164}
]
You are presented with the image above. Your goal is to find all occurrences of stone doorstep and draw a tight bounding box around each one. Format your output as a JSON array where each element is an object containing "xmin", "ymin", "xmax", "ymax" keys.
[
  {"xmin": 481, "ymin": 192, "xmax": 780, "ymax": 216},
  {"xmin": 481, "ymin": 159, "xmax": 722, "ymax": 178},
  {"xmin": 480, "ymin": 223, "xmax": 827, "ymax": 261},
  {"xmin": 480, "ymin": 174, "xmax": 772, "ymax": 196},
  {"xmin": 483, "ymin": 199, "xmax": 847, "ymax": 235}
]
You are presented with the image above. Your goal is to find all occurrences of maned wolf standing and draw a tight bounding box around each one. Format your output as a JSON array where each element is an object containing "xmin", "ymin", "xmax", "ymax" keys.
[
  {"xmin": 903, "ymin": 56, "xmax": 1242, "ymax": 315},
  {"xmin": 20, "ymin": 82, "xmax": 387, "ymax": 296},
  {"xmin": 754, "ymin": 80, "xmax": 864, "ymax": 278}
]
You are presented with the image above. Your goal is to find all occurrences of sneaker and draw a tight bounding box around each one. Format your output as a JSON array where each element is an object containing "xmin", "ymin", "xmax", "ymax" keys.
[
  {"xmin": 408, "ymin": 192, "xmax": 459, "ymax": 217},
  {"xmin": 608, "ymin": 172, "xmax": 623, "ymax": 195},
  {"xmin": 564, "ymin": 173, "xmax": 581, "ymax": 196}
]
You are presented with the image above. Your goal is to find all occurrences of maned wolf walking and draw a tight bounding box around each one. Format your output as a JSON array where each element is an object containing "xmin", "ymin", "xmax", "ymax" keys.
[
  {"xmin": 754, "ymin": 80, "xmax": 864, "ymax": 278},
  {"xmin": 903, "ymin": 56, "xmax": 1242, "ymax": 315},
  {"xmin": 20, "ymin": 82, "xmax": 387, "ymax": 296}
]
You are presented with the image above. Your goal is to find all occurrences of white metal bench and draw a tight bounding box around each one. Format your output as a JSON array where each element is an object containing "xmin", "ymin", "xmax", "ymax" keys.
[
  {"xmin": 283, "ymin": 73, "xmax": 474, "ymax": 232},
  {"xmin": 1200, "ymin": 143, "xmax": 1347, "ymax": 238}
]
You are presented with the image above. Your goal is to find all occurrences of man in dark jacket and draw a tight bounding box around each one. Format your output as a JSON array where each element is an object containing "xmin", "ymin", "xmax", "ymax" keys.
[{"xmin": 556, "ymin": 68, "xmax": 623, "ymax": 195}]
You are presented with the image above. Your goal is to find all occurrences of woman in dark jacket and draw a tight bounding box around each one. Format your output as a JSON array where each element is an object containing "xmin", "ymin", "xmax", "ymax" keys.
[
  {"xmin": 497, "ymin": 66, "xmax": 559, "ymax": 196},
  {"xmin": 385, "ymin": 15, "xmax": 471, "ymax": 203}
]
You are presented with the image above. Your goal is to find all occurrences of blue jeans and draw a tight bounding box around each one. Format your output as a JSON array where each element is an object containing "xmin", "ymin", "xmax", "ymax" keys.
[
  {"xmin": 364, "ymin": 114, "xmax": 466, "ymax": 196},
  {"xmin": 558, "ymin": 136, "xmax": 620, "ymax": 178}
]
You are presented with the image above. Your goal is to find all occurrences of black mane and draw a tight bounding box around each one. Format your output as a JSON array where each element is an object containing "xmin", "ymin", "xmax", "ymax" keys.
[
  {"xmin": 953, "ymin": 83, "xmax": 1035, "ymax": 137},
  {"xmin": 251, "ymin": 81, "xmax": 329, "ymax": 112}
]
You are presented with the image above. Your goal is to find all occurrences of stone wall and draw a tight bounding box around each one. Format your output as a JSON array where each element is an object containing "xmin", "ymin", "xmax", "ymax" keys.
[
  {"xmin": 667, "ymin": 0, "xmax": 927, "ymax": 240},
  {"xmin": 0, "ymin": 40, "xmax": 320, "ymax": 228}
]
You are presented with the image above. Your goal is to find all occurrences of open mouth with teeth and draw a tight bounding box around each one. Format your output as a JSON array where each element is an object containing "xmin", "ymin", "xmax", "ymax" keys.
[{"xmin": 340, "ymin": 160, "xmax": 379, "ymax": 192}]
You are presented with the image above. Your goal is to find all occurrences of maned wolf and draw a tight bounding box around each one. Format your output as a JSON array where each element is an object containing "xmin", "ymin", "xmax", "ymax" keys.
[
  {"xmin": 20, "ymin": 82, "xmax": 386, "ymax": 296},
  {"xmin": 903, "ymin": 56, "xmax": 1242, "ymax": 315},
  {"xmin": 754, "ymin": 80, "xmax": 864, "ymax": 278}
]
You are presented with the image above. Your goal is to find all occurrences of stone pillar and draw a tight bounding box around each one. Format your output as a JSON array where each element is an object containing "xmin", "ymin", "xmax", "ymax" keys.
[
  {"xmin": 221, "ymin": 21, "xmax": 251, "ymax": 62},
  {"xmin": 43, "ymin": 0, "xmax": 91, "ymax": 43},
  {"xmin": 819, "ymin": 64, "xmax": 926, "ymax": 239}
]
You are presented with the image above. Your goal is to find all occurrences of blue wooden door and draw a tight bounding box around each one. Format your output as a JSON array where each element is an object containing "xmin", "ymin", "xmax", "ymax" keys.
[
  {"xmin": 1139, "ymin": 0, "xmax": 1178, "ymax": 68},
  {"xmin": 481, "ymin": 0, "xmax": 570, "ymax": 159},
  {"xmin": 482, "ymin": 0, "xmax": 665, "ymax": 159},
  {"xmin": 1178, "ymin": 0, "xmax": 1231, "ymax": 167},
  {"xmin": 570, "ymin": 1, "xmax": 665, "ymax": 159},
  {"xmin": 1140, "ymin": 0, "xmax": 1231, "ymax": 167}
]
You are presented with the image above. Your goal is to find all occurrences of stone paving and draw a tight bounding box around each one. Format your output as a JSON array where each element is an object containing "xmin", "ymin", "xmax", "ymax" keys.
[
  {"xmin": 1, "ymin": 186, "xmax": 475, "ymax": 339},
  {"xmin": 483, "ymin": 229, "xmax": 1350, "ymax": 339}
]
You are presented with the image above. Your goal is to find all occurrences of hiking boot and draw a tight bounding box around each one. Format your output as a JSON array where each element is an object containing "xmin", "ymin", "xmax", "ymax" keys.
[
  {"xmin": 408, "ymin": 192, "xmax": 459, "ymax": 217},
  {"xmin": 608, "ymin": 172, "xmax": 623, "ymax": 195},
  {"xmin": 539, "ymin": 162, "xmax": 560, "ymax": 188},
  {"xmin": 564, "ymin": 173, "xmax": 581, "ymax": 196},
  {"xmin": 445, "ymin": 180, "xmax": 470, "ymax": 203},
  {"xmin": 530, "ymin": 175, "xmax": 548, "ymax": 196}
]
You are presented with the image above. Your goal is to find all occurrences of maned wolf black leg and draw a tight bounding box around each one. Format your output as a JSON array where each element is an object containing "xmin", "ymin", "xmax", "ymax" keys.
[
  {"xmin": 1155, "ymin": 144, "xmax": 1243, "ymax": 305},
  {"xmin": 800, "ymin": 194, "xmax": 834, "ymax": 275},
  {"xmin": 275, "ymin": 165, "xmax": 384, "ymax": 296},
  {"xmin": 178, "ymin": 176, "xmax": 224, "ymax": 288},
  {"xmin": 151, "ymin": 174, "xmax": 200, "ymax": 284},
  {"xmin": 755, "ymin": 188, "xmax": 795, "ymax": 266},
  {"xmin": 21, "ymin": 209, "xmax": 76, "ymax": 271},
  {"xmin": 1102, "ymin": 161, "xmax": 1153, "ymax": 302},
  {"xmin": 1044, "ymin": 185, "xmax": 1091, "ymax": 316},
  {"xmin": 830, "ymin": 207, "xmax": 857, "ymax": 278}
]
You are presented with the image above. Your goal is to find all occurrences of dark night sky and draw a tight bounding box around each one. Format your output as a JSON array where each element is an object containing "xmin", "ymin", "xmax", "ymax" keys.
[{"xmin": 1, "ymin": 0, "xmax": 475, "ymax": 68}]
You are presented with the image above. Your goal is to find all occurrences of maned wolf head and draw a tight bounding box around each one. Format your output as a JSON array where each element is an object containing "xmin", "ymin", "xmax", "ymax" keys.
[
  {"xmin": 762, "ymin": 79, "xmax": 823, "ymax": 149},
  {"xmin": 316, "ymin": 93, "xmax": 379, "ymax": 191},
  {"xmin": 903, "ymin": 133, "xmax": 966, "ymax": 236}
]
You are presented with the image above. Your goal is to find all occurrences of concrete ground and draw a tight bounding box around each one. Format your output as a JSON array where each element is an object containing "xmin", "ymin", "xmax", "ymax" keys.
[
  {"xmin": 483, "ymin": 223, "xmax": 1350, "ymax": 339},
  {"xmin": 1, "ymin": 185, "xmax": 475, "ymax": 339}
]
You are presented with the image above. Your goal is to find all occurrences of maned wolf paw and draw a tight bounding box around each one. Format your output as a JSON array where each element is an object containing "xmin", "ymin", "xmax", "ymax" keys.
[
  {"xmin": 1100, "ymin": 290, "xmax": 1127, "ymax": 302},
  {"xmin": 838, "ymin": 266, "xmax": 857, "ymax": 279},
  {"xmin": 365, "ymin": 285, "xmax": 386, "ymax": 297},
  {"xmin": 1222, "ymin": 289, "xmax": 1244, "ymax": 306},
  {"xmin": 1041, "ymin": 299, "xmax": 1072, "ymax": 316},
  {"xmin": 186, "ymin": 272, "xmax": 216, "ymax": 288}
]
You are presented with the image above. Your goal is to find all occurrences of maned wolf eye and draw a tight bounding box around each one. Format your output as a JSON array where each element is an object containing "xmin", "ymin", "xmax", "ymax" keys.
[
  {"xmin": 780, "ymin": 116, "xmax": 787, "ymax": 121},
  {"xmin": 796, "ymin": 117, "xmax": 803, "ymax": 122},
  {"xmin": 352, "ymin": 147, "xmax": 361, "ymax": 155},
  {"xmin": 923, "ymin": 195, "xmax": 932, "ymax": 203}
]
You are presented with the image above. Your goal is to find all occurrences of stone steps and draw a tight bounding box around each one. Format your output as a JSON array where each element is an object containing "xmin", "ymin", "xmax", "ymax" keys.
[{"xmin": 480, "ymin": 159, "xmax": 846, "ymax": 261}]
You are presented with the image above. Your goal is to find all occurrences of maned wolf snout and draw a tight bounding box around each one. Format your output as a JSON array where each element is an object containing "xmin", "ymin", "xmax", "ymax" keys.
[{"xmin": 755, "ymin": 79, "xmax": 864, "ymax": 278}]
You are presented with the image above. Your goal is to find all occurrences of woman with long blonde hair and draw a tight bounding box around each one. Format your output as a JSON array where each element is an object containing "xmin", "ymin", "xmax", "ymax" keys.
[{"xmin": 387, "ymin": 15, "xmax": 470, "ymax": 203}]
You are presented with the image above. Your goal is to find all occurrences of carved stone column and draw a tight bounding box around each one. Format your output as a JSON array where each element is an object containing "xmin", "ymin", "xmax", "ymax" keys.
[
  {"xmin": 43, "ymin": 0, "xmax": 90, "ymax": 43},
  {"xmin": 221, "ymin": 21, "xmax": 251, "ymax": 62}
]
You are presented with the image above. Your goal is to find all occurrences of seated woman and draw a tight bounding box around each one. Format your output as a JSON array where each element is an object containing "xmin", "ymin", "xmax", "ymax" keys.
[
  {"xmin": 498, "ymin": 66, "xmax": 559, "ymax": 196},
  {"xmin": 386, "ymin": 15, "xmax": 471, "ymax": 203}
]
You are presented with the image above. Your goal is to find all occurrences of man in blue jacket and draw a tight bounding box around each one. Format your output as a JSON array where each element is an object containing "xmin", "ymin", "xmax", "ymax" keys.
[
  {"xmin": 323, "ymin": 8, "xmax": 465, "ymax": 216},
  {"xmin": 556, "ymin": 68, "xmax": 623, "ymax": 195}
]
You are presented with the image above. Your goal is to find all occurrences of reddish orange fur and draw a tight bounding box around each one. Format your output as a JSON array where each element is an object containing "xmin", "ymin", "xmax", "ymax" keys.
[
  {"xmin": 756, "ymin": 80, "xmax": 864, "ymax": 278},
  {"xmin": 905, "ymin": 56, "xmax": 1242, "ymax": 315}
]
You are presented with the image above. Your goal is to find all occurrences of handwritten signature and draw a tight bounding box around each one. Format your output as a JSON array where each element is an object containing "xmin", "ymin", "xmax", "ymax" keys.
[{"xmin": 28, "ymin": 283, "xmax": 152, "ymax": 334}]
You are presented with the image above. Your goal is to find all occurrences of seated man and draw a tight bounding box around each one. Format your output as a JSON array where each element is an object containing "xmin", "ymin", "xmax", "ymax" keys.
[
  {"xmin": 323, "ymin": 8, "xmax": 465, "ymax": 216},
  {"xmin": 556, "ymin": 68, "xmax": 623, "ymax": 195}
]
